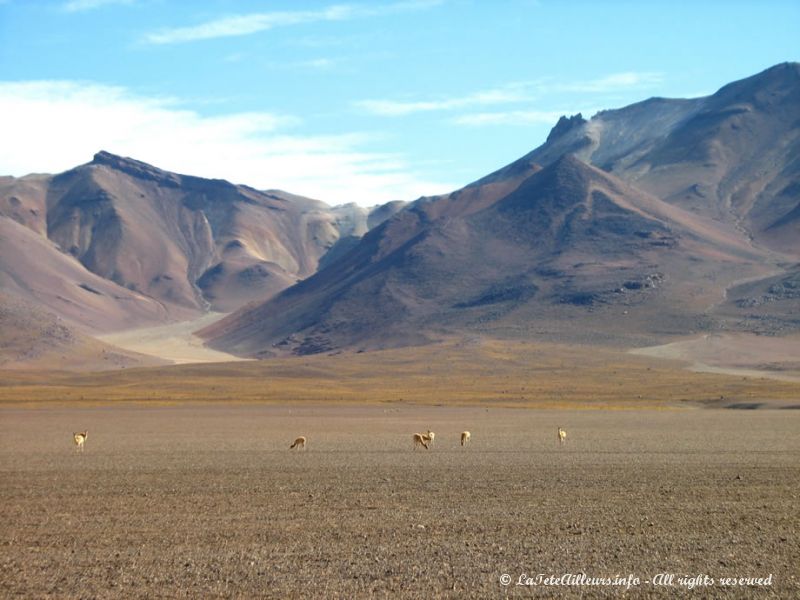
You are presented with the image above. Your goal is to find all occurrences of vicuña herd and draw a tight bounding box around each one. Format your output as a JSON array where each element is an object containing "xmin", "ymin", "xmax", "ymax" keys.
[
  {"xmin": 414, "ymin": 430, "xmax": 462, "ymax": 450},
  {"xmin": 71, "ymin": 427, "xmax": 568, "ymax": 451}
]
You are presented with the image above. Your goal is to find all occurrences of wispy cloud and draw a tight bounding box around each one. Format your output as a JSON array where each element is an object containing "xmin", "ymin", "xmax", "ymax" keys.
[
  {"xmin": 220, "ymin": 53, "xmax": 339, "ymax": 70},
  {"xmin": 0, "ymin": 80, "xmax": 454, "ymax": 205},
  {"xmin": 555, "ymin": 72, "xmax": 664, "ymax": 93},
  {"xmin": 356, "ymin": 85, "xmax": 529, "ymax": 116},
  {"xmin": 359, "ymin": 72, "xmax": 664, "ymax": 121},
  {"xmin": 143, "ymin": 6, "xmax": 355, "ymax": 45},
  {"xmin": 452, "ymin": 110, "xmax": 566, "ymax": 126},
  {"xmin": 62, "ymin": 0, "xmax": 134, "ymax": 12},
  {"xmin": 298, "ymin": 58, "xmax": 336, "ymax": 69},
  {"xmin": 142, "ymin": 1, "xmax": 444, "ymax": 45},
  {"xmin": 266, "ymin": 57, "xmax": 340, "ymax": 71}
]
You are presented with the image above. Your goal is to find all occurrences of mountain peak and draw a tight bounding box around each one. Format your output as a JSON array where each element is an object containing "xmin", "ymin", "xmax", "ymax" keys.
[
  {"xmin": 546, "ymin": 113, "xmax": 587, "ymax": 142},
  {"xmin": 759, "ymin": 61, "xmax": 800, "ymax": 79},
  {"xmin": 550, "ymin": 151, "xmax": 587, "ymax": 169},
  {"xmin": 90, "ymin": 151, "xmax": 181, "ymax": 186},
  {"xmin": 543, "ymin": 152, "xmax": 596, "ymax": 184},
  {"xmin": 92, "ymin": 150, "xmax": 149, "ymax": 168},
  {"xmin": 711, "ymin": 61, "xmax": 800, "ymax": 106}
]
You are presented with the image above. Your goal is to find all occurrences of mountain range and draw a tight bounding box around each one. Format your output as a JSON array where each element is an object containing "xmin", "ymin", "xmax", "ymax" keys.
[
  {"xmin": 202, "ymin": 62, "xmax": 800, "ymax": 356},
  {"xmin": 1, "ymin": 62, "xmax": 798, "ymax": 365}
]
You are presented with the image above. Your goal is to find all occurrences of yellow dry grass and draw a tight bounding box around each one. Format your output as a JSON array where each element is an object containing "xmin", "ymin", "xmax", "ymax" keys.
[{"xmin": 0, "ymin": 339, "xmax": 797, "ymax": 408}]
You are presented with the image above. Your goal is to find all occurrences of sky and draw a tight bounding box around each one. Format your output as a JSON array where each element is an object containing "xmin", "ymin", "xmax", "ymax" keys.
[{"xmin": 0, "ymin": 1, "xmax": 798, "ymax": 206}]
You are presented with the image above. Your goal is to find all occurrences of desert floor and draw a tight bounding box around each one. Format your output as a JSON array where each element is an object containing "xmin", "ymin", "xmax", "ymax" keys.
[
  {"xmin": 632, "ymin": 333, "xmax": 800, "ymax": 383},
  {"xmin": 1, "ymin": 403, "xmax": 798, "ymax": 598},
  {"xmin": 97, "ymin": 313, "xmax": 248, "ymax": 365}
]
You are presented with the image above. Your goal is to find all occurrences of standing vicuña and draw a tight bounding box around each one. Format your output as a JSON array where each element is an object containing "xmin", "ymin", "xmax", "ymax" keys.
[
  {"xmin": 558, "ymin": 427, "xmax": 567, "ymax": 445},
  {"xmin": 73, "ymin": 431, "xmax": 88, "ymax": 452},
  {"xmin": 461, "ymin": 431, "xmax": 471, "ymax": 446},
  {"xmin": 413, "ymin": 433, "xmax": 429, "ymax": 450},
  {"xmin": 290, "ymin": 436, "xmax": 307, "ymax": 450}
]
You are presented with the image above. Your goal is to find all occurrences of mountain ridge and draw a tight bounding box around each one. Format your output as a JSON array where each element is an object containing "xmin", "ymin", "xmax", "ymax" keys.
[
  {"xmin": 1, "ymin": 152, "xmax": 407, "ymax": 332},
  {"xmin": 202, "ymin": 63, "xmax": 800, "ymax": 356}
]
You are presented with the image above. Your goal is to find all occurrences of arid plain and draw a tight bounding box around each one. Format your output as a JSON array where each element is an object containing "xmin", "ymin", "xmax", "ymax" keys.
[{"xmin": 1, "ymin": 342, "xmax": 799, "ymax": 598}]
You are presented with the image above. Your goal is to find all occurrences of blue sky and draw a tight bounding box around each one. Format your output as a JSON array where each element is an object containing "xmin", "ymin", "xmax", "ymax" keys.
[{"xmin": 1, "ymin": 0, "xmax": 797, "ymax": 205}]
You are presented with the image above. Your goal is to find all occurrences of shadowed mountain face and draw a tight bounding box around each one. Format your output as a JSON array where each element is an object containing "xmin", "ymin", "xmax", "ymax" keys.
[
  {"xmin": 204, "ymin": 63, "xmax": 800, "ymax": 356},
  {"xmin": 487, "ymin": 62, "xmax": 800, "ymax": 253},
  {"xmin": 0, "ymin": 152, "xmax": 405, "ymax": 331},
  {"xmin": 202, "ymin": 155, "xmax": 772, "ymax": 356}
]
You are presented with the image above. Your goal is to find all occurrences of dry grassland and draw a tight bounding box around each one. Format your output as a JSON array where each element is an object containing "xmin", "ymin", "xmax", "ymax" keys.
[{"xmin": 1, "ymin": 339, "xmax": 798, "ymax": 408}]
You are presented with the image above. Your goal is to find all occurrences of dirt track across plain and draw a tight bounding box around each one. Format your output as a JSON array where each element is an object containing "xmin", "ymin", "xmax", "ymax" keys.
[{"xmin": 1, "ymin": 404, "xmax": 798, "ymax": 598}]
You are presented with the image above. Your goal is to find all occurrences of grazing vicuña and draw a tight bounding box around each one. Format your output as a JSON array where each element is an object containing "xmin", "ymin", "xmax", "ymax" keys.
[
  {"xmin": 290, "ymin": 436, "xmax": 307, "ymax": 450},
  {"xmin": 73, "ymin": 431, "xmax": 88, "ymax": 452},
  {"xmin": 461, "ymin": 431, "xmax": 471, "ymax": 446}
]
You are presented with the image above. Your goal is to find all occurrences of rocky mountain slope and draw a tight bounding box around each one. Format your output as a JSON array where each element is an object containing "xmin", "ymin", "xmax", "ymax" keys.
[
  {"xmin": 0, "ymin": 153, "xmax": 405, "ymax": 331},
  {"xmin": 0, "ymin": 291, "xmax": 167, "ymax": 370},
  {"xmin": 203, "ymin": 63, "xmax": 800, "ymax": 356},
  {"xmin": 487, "ymin": 62, "xmax": 800, "ymax": 253}
]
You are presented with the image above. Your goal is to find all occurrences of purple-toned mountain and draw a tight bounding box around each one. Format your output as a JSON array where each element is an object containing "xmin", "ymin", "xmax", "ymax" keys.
[
  {"xmin": 485, "ymin": 62, "xmax": 800, "ymax": 253},
  {"xmin": 203, "ymin": 63, "xmax": 799, "ymax": 356},
  {"xmin": 0, "ymin": 153, "xmax": 405, "ymax": 332}
]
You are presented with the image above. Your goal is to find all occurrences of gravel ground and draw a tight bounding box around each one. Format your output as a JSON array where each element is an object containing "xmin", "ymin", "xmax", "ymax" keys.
[{"xmin": 1, "ymin": 404, "xmax": 798, "ymax": 598}]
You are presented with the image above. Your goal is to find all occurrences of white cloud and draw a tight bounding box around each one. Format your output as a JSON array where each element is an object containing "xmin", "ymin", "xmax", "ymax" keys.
[
  {"xmin": 261, "ymin": 57, "xmax": 340, "ymax": 71},
  {"xmin": 452, "ymin": 110, "xmax": 565, "ymax": 126},
  {"xmin": 143, "ymin": 1, "xmax": 444, "ymax": 45},
  {"xmin": 357, "ymin": 72, "xmax": 662, "ymax": 118},
  {"xmin": 556, "ymin": 72, "xmax": 664, "ymax": 93},
  {"xmin": 298, "ymin": 58, "xmax": 335, "ymax": 69},
  {"xmin": 62, "ymin": 0, "xmax": 134, "ymax": 12},
  {"xmin": 351, "ymin": 73, "xmax": 666, "ymax": 145},
  {"xmin": 0, "ymin": 80, "xmax": 455, "ymax": 205},
  {"xmin": 356, "ymin": 86, "xmax": 529, "ymax": 116},
  {"xmin": 143, "ymin": 7, "xmax": 353, "ymax": 45}
]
